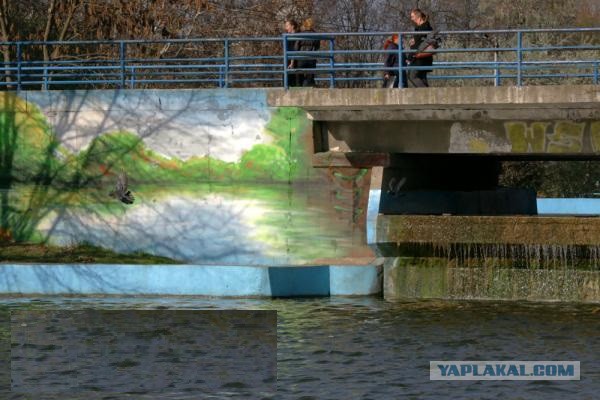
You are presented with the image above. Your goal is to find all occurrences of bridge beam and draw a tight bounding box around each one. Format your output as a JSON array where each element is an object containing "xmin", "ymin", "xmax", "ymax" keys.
[
  {"xmin": 273, "ymin": 85, "xmax": 600, "ymax": 215},
  {"xmin": 268, "ymin": 85, "xmax": 600, "ymax": 114}
]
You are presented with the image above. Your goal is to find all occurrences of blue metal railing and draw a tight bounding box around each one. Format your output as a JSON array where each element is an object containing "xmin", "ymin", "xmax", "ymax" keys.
[{"xmin": 0, "ymin": 27, "xmax": 598, "ymax": 90}]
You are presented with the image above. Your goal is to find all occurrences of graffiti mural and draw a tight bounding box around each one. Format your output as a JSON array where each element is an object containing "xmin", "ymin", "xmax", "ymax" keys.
[
  {"xmin": 505, "ymin": 121, "xmax": 588, "ymax": 153},
  {"xmin": 449, "ymin": 120, "xmax": 600, "ymax": 154},
  {"xmin": 0, "ymin": 90, "xmax": 373, "ymax": 265}
]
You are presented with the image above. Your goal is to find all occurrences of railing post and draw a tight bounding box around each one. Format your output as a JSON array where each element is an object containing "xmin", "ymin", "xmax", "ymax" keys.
[
  {"xmin": 224, "ymin": 39, "xmax": 229, "ymax": 88},
  {"xmin": 494, "ymin": 61, "xmax": 500, "ymax": 86},
  {"xmin": 283, "ymin": 34, "xmax": 289, "ymax": 89},
  {"xmin": 16, "ymin": 42, "xmax": 22, "ymax": 91},
  {"xmin": 516, "ymin": 31, "xmax": 523, "ymax": 86},
  {"xmin": 398, "ymin": 33, "xmax": 404, "ymax": 89},
  {"xmin": 130, "ymin": 66, "xmax": 136, "ymax": 89},
  {"xmin": 329, "ymin": 37, "xmax": 335, "ymax": 88},
  {"xmin": 119, "ymin": 41, "xmax": 127, "ymax": 89},
  {"xmin": 494, "ymin": 40, "xmax": 500, "ymax": 87},
  {"xmin": 594, "ymin": 61, "xmax": 598, "ymax": 85},
  {"xmin": 43, "ymin": 61, "xmax": 49, "ymax": 91}
]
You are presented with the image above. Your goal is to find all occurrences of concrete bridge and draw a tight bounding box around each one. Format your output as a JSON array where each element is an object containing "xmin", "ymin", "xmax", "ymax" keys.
[
  {"xmin": 269, "ymin": 85, "xmax": 600, "ymax": 215},
  {"xmin": 269, "ymin": 85, "xmax": 600, "ymax": 160},
  {"xmin": 2, "ymin": 27, "xmax": 600, "ymax": 301},
  {"xmin": 2, "ymin": 83, "xmax": 600, "ymax": 301},
  {"xmin": 269, "ymin": 85, "xmax": 600, "ymax": 301}
]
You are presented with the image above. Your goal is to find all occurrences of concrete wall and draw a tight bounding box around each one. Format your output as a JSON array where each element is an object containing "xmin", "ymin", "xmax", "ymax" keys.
[{"xmin": 0, "ymin": 90, "xmax": 374, "ymax": 266}]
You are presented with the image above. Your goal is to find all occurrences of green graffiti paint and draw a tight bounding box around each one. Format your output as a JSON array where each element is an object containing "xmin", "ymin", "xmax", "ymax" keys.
[
  {"xmin": 505, "ymin": 121, "xmax": 548, "ymax": 152},
  {"xmin": 547, "ymin": 121, "xmax": 585, "ymax": 153},
  {"xmin": 590, "ymin": 122, "xmax": 600, "ymax": 153}
]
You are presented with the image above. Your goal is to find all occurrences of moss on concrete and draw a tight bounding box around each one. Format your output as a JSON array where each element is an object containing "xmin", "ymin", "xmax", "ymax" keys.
[
  {"xmin": 385, "ymin": 257, "xmax": 600, "ymax": 302},
  {"xmin": 378, "ymin": 215, "xmax": 600, "ymax": 246}
]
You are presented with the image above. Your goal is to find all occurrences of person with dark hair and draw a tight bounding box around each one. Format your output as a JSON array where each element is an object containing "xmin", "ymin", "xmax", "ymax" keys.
[
  {"xmin": 284, "ymin": 18, "xmax": 300, "ymax": 87},
  {"xmin": 296, "ymin": 18, "xmax": 320, "ymax": 87},
  {"xmin": 407, "ymin": 8, "xmax": 434, "ymax": 88}
]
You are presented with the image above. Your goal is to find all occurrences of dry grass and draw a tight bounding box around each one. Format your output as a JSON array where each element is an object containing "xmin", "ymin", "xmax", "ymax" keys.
[{"xmin": 0, "ymin": 242, "xmax": 181, "ymax": 264}]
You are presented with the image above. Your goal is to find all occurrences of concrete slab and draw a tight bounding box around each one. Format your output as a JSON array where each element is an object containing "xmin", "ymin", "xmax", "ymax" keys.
[
  {"xmin": 0, "ymin": 264, "xmax": 382, "ymax": 297},
  {"xmin": 538, "ymin": 198, "xmax": 600, "ymax": 215},
  {"xmin": 267, "ymin": 86, "xmax": 600, "ymax": 111}
]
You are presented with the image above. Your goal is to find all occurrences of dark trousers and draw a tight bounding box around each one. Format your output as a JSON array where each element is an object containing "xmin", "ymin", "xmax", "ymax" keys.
[
  {"xmin": 297, "ymin": 60, "xmax": 316, "ymax": 87},
  {"xmin": 287, "ymin": 73, "xmax": 299, "ymax": 87},
  {"xmin": 407, "ymin": 69, "xmax": 429, "ymax": 87},
  {"xmin": 299, "ymin": 73, "xmax": 315, "ymax": 87},
  {"xmin": 382, "ymin": 54, "xmax": 408, "ymax": 88},
  {"xmin": 382, "ymin": 71, "xmax": 408, "ymax": 88}
]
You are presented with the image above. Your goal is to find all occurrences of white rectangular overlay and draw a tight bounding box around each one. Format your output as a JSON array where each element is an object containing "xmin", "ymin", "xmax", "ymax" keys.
[{"xmin": 430, "ymin": 361, "xmax": 580, "ymax": 380}]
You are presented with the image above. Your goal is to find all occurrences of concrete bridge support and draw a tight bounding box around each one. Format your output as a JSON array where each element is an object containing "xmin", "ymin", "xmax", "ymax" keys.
[{"xmin": 269, "ymin": 85, "xmax": 600, "ymax": 302}]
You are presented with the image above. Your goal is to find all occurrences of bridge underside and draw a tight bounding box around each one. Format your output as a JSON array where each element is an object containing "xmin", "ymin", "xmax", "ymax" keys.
[
  {"xmin": 269, "ymin": 85, "xmax": 600, "ymax": 159},
  {"xmin": 269, "ymin": 85, "xmax": 600, "ymax": 216}
]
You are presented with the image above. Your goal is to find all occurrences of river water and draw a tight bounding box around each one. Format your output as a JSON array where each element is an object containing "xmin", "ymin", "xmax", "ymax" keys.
[{"xmin": 1, "ymin": 296, "xmax": 598, "ymax": 399}]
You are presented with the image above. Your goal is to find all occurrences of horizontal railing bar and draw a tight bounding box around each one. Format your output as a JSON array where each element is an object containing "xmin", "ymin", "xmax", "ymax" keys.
[
  {"xmin": 128, "ymin": 78, "xmax": 223, "ymax": 84},
  {"xmin": 282, "ymin": 27, "xmax": 600, "ymax": 36}
]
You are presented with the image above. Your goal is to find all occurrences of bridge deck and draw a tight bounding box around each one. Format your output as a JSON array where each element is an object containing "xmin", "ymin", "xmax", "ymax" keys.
[{"xmin": 268, "ymin": 85, "xmax": 600, "ymax": 165}]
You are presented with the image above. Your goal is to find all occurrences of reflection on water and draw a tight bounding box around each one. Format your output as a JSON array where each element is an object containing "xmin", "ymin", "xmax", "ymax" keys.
[
  {"xmin": 9, "ymin": 183, "xmax": 371, "ymax": 265},
  {"xmin": 1, "ymin": 297, "xmax": 599, "ymax": 399}
]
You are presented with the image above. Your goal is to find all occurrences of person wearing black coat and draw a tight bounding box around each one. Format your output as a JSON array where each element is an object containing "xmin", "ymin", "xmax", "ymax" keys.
[
  {"xmin": 407, "ymin": 8, "xmax": 434, "ymax": 88},
  {"xmin": 296, "ymin": 18, "xmax": 320, "ymax": 87},
  {"xmin": 284, "ymin": 18, "xmax": 300, "ymax": 87}
]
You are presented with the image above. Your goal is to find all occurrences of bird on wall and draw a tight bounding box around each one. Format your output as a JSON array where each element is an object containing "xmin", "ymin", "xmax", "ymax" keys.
[{"xmin": 109, "ymin": 171, "xmax": 135, "ymax": 205}]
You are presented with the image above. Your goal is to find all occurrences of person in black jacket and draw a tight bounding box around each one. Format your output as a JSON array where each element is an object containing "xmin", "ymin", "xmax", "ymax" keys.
[
  {"xmin": 284, "ymin": 18, "xmax": 300, "ymax": 87},
  {"xmin": 296, "ymin": 18, "xmax": 320, "ymax": 87},
  {"xmin": 407, "ymin": 8, "xmax": 434, "ymax": 88}
]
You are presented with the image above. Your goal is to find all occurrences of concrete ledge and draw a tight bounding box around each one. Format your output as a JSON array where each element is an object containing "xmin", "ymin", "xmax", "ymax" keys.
[
  {"xmin": 0, "ymin": 264, "xmax": 382, "ymax": 297},
  {"xmin": 312, "ymin": 151, "xmax": 390, "ymax": 168},
  {"xmin": 377, "ymin": 215, "xmax": 600, "ymax": 246},
  {"xmin": 267, "ymin": 85, "xmax": 600, "ymax": 110}
]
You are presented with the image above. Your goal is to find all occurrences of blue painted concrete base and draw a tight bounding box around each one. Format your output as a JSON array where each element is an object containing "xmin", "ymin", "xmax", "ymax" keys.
[
  {"xmin": 537, "ymin": 198, "xmax": 600, "ymax": 215},
  {"xmin": 0, "ymin": 264, "xmax": 382, "ymax": 297}
]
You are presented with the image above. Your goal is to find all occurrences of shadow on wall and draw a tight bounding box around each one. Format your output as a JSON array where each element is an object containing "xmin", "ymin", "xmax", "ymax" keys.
[
  {"xmin": 0, "ymin": 91, "xmax": 373, "ymax": 265},
  {"xmin": 0, "ymin": 90, "xmax": 199, "ymax": 245}
]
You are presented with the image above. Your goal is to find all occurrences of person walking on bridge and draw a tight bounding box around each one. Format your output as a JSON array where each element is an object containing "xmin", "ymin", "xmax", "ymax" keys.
[
  {"xmin": 284, "ymin": 18, "xmax": 300, "ymax": 87},
  {"xmin": 407, "ymin": 8, "xmax": 434, "ymax": 88},
  {"xmin": 296, "ymin": 18, "xmax": 320, "ymax": 87},
  {"xmin": 382, "ymin": 34, "xmax": 408, "ymax": 88}
]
